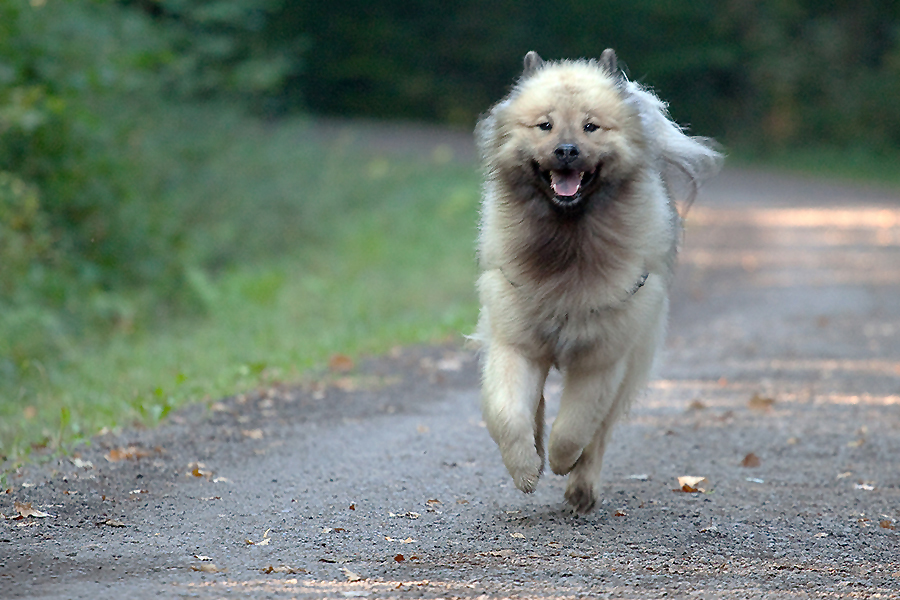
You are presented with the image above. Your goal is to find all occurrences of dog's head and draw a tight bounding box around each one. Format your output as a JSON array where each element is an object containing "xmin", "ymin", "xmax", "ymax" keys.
[{"xmin": 477, "ymin": 50, "xmax": 648, "ymax": 212}]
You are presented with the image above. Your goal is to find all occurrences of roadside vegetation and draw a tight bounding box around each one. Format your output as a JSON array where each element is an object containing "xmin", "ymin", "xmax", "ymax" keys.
[{"xmin": 3, "ymin": 0, "xmax": 899, "ymax": 465}]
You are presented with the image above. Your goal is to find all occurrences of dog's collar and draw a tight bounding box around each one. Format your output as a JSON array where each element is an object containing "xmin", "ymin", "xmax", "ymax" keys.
[{"xmin": 498, "ymin": 267, "xmax": 650, "ymax": 305}]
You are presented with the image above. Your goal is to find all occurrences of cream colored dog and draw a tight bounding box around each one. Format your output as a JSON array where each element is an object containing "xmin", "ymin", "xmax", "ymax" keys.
[{"xmin": 474, "ymin": 50, "xmax": 722, "ymax": 512}]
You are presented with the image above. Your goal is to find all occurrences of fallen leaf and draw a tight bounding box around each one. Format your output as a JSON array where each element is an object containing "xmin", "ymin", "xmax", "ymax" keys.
[
  {"xmin": 14, "ymin": 501, "xmax": 52, "ymax": 519},
  {"xmin": 425, "ymin": 499, "xmax": 442, "ymax": 506},
  {"xmin": 687, "ymin": 399, "xmax": 706, "ymax": 411},
  {"xmin": 741, "ymin": 452, "xmax": 761, "ymax": 468},
  {"xmin": 880, "ymin": 520, "xmax": 896, "ymax": 530},
  {"xmin": 342, "ymin": 567, "xmax": 363, "ymax": 582},
  {"xmin": 394, "ymin": 554, "xmax": 405, "ymax": 562},
  {"xmin": 389, "ymin": 511, "xmax": 420, "ymax": 519},
  {"xmin": 349, "ymin": 504, "xmax": 356, "ymax": 510},
  {"xmin": 546, "ymin": 541, "xmax": 562, "ymax": 548},
  {"xmin": 191, "ymin": 563, "xmax": 223, "ymax": 573},
  {"xmin": 187, "ymin": 462, "xmax": 214, "ymax": 480},
  {"xmin": 242, "ymin": 429, "xmax": 264, "ymax": 440},
  {"xmin": 101, "ymin": 519, "xmax": 125, "ymax": 527},
  {"xmin": 456, "ymin": 499, "xmax": 469, "ymax": 505},
  {"xmin": 674, "ymin": 476, "xmax": 709, "ymax": 493},
  {"xmin": 748, "ymin": 394, "xmax": 775, "ymax": 410},
  {"xmin": 847, "ymin": 438, "xmax": 865, "ymax": 448},
  {"xmin": 105, "ymin": 446, "xmax": 152, "ymax": 462},
  {"xmin": 614, "ymin": 510, "xmax": 627, "ymax": 517},
  {"xmin": 786, "ymin": 437, "xmax": 799, "ymax": 445},
  {"xmin": 510, "ymin": 532, "xmax": 525, "ymax": 539},
  {"xmin": 246, "ymin": 528, "xmax": 272, "ymax": 545},
  {"xmin": 261, "ymin": 565, "xmax": 306, "ymax": 574},
  {"xmin": 329, "ymin": 354, "xmax": 355, "ymax": 373}
]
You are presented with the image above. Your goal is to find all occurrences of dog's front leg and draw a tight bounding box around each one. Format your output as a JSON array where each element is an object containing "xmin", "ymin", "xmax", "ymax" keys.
[
  {"xmin": 481, "ymin": 342, "xmax": 549, "ymax": 493},
  {"xmin": 548, "ymin": 359, "xmax": 627, "ymax": 478}
]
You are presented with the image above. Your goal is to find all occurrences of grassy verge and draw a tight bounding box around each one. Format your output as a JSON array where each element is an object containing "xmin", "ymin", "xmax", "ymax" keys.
[{"xmin": 0, "ymin": 116, "xmax": 481, "ymax": 464}]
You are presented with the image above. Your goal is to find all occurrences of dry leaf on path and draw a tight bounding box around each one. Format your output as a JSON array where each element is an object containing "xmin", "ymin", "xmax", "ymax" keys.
[
  {"xmin": 106, "ymin": 446, "xmax": 151, "ymax": 462},
  {"xmin": 614, "ymin": 510, "xmax": 627, "ymax": 517},
  {"xmin": 510, "ymin": 532, "xmax": 525, "ymax": 539},
  {"xmin": 187, "ymin": 462, "xmax": 215, "ymax": 480},
  {"xmin": 242, "ymin": 429, "xmax": 264, "ymax": 440},
  {"xmin": 880, "ymin": 520, "xmax": 896, "ymax": 530},
  {"xmin": 100, "ymin": 518, "xmax": 126, "ymax": 528},
  {"xmin": 260, "ymin": 564, "xmax": 307, "ymax": 574},
  {"xmin": 246, "ymin": 528, "xmax": 272, "ymax": 546},
  {"xmin": 341, "ymin": 567, "xmax": 363, "ymax": 582},
  {"xmin": 393, "ymin": 554, "xmax": 405, "ymax": 562},
  {"xmin": 674, "ymin": 476, "xmax": 709, "ymax": 493},
  {"xmin": 741, "ymin": 452, "xmax": 761, "ymax": 468},
  {"xmin": 687, "ymin": 399, "xmax": 707, "ymax": 411},
  {"xmin": 748, "ymin": 394, "xmax": 775, "ymax": 410},
  {"xmin": 191, "ymin": 563, "xmax": 224, "ymax": 573},
  {"xmin": 13, "ymin": 501, "xmax": 52, "ymax": 519},
  {"xmin": 389, "ymin": 511, "xmax": 420, "ymax": 519},
  {"xmin": 328, "ymin": 354, "xmax": 355, "ymax": 373}
]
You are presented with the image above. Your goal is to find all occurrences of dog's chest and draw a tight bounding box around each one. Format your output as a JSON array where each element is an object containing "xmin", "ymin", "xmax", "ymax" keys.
[{"xmin": 529, "ymin": 291, "xmax": 636, "ymax": 365}]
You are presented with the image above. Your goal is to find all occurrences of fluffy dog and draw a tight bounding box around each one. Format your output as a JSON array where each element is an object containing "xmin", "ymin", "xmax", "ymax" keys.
[{"xmin": 474, "ymin": 50, "xmax": 722, "ymax": 513}]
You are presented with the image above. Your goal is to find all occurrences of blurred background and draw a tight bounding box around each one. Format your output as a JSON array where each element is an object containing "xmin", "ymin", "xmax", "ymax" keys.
[{"xmin": 2, "ymin": 0, "xmax": 899, "ymax": 460}]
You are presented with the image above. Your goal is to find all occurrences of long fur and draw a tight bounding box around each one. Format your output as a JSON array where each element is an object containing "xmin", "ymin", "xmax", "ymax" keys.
[{"xmin": 474, "ymin": 51, "xmax": 722, "ymax": 512}]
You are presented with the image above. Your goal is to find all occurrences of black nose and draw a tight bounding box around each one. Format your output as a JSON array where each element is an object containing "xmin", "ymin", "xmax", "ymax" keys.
[{"xmin": 554, "ymin": 144, "xmax": 579, "ymax": 164}]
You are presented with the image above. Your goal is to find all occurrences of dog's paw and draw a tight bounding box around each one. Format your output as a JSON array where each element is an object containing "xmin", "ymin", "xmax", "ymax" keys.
[
  {"xmin": 503, "ymin": 448, "xmax": 543, "ymax": 494},
  {"xmin": 548, "ymin": 437, "xmax": 582, "ymax": 476},
  {"xmin": 564, "ymin": 480, "xmax": 597, "ymax": 514}
]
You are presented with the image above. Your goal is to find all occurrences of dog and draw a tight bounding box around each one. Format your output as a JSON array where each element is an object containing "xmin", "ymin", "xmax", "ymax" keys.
[{"xmin": 474, "ymin": 50, "xmax": 722, "ymax": 513}]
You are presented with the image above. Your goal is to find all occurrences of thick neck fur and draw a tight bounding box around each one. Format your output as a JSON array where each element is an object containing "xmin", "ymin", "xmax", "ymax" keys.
[{"xmin": 484, "ymin": 167, "xmax": 654, "ymax": 294}]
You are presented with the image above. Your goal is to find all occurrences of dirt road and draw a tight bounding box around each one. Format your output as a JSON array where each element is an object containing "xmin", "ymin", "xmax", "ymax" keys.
[{"xmin": 3, "ymin": 152, "xmax": 900, "ymax": 598}]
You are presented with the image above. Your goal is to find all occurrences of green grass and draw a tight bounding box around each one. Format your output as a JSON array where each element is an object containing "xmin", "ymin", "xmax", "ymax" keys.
[{"xmin": 0, "ymin": 116, "xmax": 482, "ymax": 463}]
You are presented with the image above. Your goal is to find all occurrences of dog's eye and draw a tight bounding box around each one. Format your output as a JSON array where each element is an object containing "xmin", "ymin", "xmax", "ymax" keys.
[
  {"xmin": 538, "ymin": 122, "xmax": 552, "ymax": 131},
  {"xmin": 583, "ymin": 123, "xmax": 599, "ymax": 133}
]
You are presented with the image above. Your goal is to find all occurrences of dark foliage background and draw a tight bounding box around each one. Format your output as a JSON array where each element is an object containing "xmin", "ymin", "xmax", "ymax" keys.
[{"xmin": 290, "ymin": 0, "xmax": 900, "ymax": 149}]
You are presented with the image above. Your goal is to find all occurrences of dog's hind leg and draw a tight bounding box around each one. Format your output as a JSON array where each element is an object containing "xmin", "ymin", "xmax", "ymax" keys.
[
  {"xmin": 562, "ymin": 392, "xmax": 630, "ymax": 513},
  {"xmin": 481, "ymin": 343, "xmax": 550, "ymax": 493}
]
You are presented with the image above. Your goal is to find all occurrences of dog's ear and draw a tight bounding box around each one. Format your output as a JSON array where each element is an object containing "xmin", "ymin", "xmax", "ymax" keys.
[
  {"xmin": 599, "ymin": 48, "xmax": 618, "ymax": 76},
  {"xmin": 523, "ymin": 51, "xmax": 544, "ymax": 76}
]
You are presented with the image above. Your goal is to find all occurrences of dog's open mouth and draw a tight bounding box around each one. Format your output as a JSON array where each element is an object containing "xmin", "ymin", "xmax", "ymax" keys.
[{"xmin": 534, "ymin": 163, "xmax": 598, "ymax": 206}]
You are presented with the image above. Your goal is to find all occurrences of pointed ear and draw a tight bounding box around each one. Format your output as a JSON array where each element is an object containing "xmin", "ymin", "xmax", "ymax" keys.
[
  {"xmin": 599, "ymin": 48, "xmax": 618, "ymax": 75},
  {"xmin": 523, "ymin": 51, "xmax": 544, "ymax": 76}
]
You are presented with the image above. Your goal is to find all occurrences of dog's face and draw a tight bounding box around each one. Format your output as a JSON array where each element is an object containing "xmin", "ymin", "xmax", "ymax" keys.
[{"xmin": 482, "ymin": 52, "xmax": 647, "ymax": 211}]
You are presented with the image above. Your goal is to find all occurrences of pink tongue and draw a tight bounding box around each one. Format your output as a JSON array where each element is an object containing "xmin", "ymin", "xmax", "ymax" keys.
[{"xmin": 551, "ymin": 170, "xmax": 582, "ymax": 197}]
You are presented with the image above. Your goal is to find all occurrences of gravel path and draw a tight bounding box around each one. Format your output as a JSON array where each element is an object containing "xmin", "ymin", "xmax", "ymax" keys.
[{"xmin": 3, "ymin": 132, "xmax": 900, "ymax": 598}]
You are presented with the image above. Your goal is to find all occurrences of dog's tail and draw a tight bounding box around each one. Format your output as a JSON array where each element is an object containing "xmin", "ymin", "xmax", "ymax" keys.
[{"xmin": 626, "ymin": 81, "xmax": 724, "ymax": 217}]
